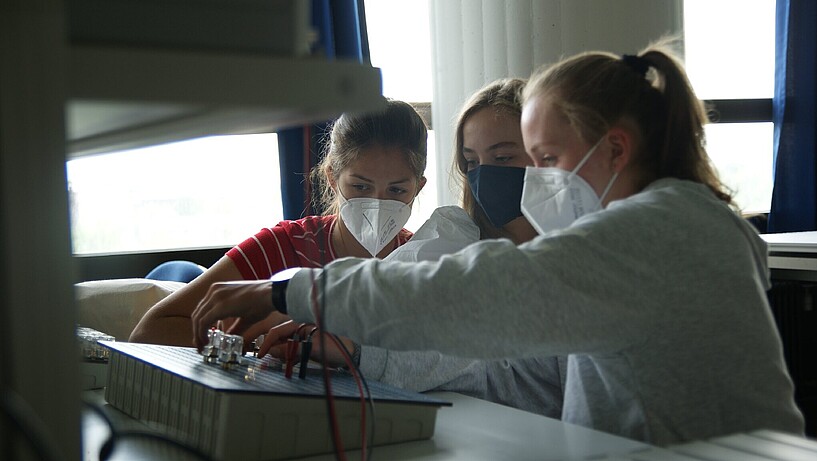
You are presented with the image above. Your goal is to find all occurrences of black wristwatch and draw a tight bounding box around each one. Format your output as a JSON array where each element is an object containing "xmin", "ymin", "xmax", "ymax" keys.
[{"xmin": 270, "ymin": 267, "xmax": 301, "ymax": 314}]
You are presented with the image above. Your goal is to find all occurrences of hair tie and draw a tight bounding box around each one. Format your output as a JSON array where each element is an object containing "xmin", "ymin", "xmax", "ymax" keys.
[{"xmin": 621, "ymin": 54, "xmax": 649, "ymax": 77}]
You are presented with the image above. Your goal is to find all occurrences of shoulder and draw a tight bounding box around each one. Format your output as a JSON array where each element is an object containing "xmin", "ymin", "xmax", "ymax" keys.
[
  {"xmin": 397, "ymin": 227, "xmax": 414, "ymax": 244},
  {"xmin": 275, "ymin": 215, "xmax": 336, "ymax": 236}
]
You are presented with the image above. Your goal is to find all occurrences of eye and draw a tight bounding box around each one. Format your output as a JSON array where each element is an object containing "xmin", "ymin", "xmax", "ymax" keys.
[
  {"xmin": 541, "ymin": 155, "xmax": 557, "ymax": 167},
  {"xmin": 464, "ymin": 159, "xmax": 478, "ymax": 171},
  {"xmin": 495, "ymin": 155, "xmax": 513, "ymax": 164},
  {"xmin": 351, "ymin": 183, "xmax": 371, "ymax": 192},
  {"xmin": 388, "ymin": 186, "xmax": 409, "ymax": 195}
]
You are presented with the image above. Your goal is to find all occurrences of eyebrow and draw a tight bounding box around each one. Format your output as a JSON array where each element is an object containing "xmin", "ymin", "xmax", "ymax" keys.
[
  {"xmin": 349, "ymin": 173, "xmax": 411, "ymax": 185},
  {"xmin": 462, "ymin": 141, "xmax": 519, "ymax": 154}
]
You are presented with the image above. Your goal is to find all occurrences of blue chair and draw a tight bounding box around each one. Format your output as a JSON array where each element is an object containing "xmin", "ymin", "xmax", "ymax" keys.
[{"xmin": 145, "ymin": 260, "xmax": 206, "ymax": 283}]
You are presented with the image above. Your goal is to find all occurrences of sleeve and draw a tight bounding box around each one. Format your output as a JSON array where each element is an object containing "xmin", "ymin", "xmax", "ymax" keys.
[
  {"xmin": 481, "ymin": 356, "xmax": 564, "ymax": 418},
  {"xmin": 286, "ymin": 208, "xmax": 665, "ymax": 360},
  {"xmin": 358, "ymin": 345, "xmax": 564, "ymax": 418},
  {"xmin": 358, "ymin": 345, "xmax": 486, "ymax": 392},
  {"xmin": 385, "ymin": 206, "xmax": 480, "ymax": 262},
  {"xmin": 226, "ymin": 225, "xmax": 297, "ymax": 280}
]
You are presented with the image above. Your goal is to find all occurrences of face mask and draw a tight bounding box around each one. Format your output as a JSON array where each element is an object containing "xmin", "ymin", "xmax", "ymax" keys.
[
  {"xmin": 520, "ymin": 138, "xmax": 618, "ymax": 235},
  {"xmin": 466, "ymin": 165, "xmax": 526, "ymax": 228},
  {"xmin": 339, "ymin": 196, "xmax": 412, "ymax": 256}
]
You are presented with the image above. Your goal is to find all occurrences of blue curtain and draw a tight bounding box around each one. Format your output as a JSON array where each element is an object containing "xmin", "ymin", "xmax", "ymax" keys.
[
  {"xmin": 278, "ymin": 0, "xmax": 369, "ymax": 219},
  {"xmin": 767, "ymin": 0, "xmax": 817, "ymax": 232}
]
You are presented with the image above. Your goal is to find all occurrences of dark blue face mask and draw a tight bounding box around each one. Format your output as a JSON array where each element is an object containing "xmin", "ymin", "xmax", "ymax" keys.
[{"xmin": 466, "ymin": 165, "xmax": 526, "ymax": 228}]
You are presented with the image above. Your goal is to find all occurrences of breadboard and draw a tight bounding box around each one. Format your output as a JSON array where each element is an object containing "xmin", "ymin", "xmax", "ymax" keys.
[{"xmin": 101, "ymin": 341, "xmax": 450, "ymax": 460}]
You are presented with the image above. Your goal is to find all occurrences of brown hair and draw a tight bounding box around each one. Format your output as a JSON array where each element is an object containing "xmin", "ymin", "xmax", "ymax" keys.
[
  {"xmin": 451, "ymin": 78, "xmax": 527, "ymax": 239},
  {"xmin": 312, "ymin": 99, "xmax": 428, "ymax": 216},
  {"xmin": 522, "ymin": 38, "xmax": 732, "ymax": 205}
]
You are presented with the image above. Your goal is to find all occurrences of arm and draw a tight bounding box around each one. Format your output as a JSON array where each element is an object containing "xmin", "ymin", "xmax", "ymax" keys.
[
  {"xmin": 360, "ymin": 346, "xmax": 563, "ymax": 418},
  {"xmin": 358, "ymin": 345, "xmax": 485, "ymax": 392},
  {"xmin": 129, "ymin": 256, "xmax": 246, "ymax": 345}
]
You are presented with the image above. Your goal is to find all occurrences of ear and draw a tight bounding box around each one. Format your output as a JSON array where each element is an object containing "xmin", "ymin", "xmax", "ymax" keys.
[
  {"xmin": 416, "ymin": 176, "xmax": 427, "ymax": 195},
  {"xmin": 605, "ymin": 127, "xmax": 635, "ymax": 173},
  {"xmin": 327, "ymin": 168, "xmax": 337, "ymax": 191}
]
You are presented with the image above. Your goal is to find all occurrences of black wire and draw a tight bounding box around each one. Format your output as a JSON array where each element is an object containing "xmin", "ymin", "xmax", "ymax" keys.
[
  {"xmin": 0, "ymin": 389, "xmax": 64, "ymax": 461},
  {"xmin": 81, "ymin": 398, "xmax": 214, "ymax": 461}
]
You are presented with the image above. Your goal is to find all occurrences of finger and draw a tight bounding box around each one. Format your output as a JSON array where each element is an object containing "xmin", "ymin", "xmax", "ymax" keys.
[
  {"xmin": 258, "ymin": 321, "xmax": 297, "ymax": 358},
  {"xmin": 226, "ymin": 318, "xmax": 251, "ymax": 337},
  {"xmin": 191, "ymin": 287, "xmax": 217, "ymax": 350}
]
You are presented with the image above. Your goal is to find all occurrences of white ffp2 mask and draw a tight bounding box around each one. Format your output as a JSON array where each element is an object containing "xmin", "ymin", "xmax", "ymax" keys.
[
  {"xmin": 520, "ymin": 138, "xmax": 618, "ymax": 235},
  {"xmin": 339, "ymin": 197, "xmax": 412, "ymax": 256}
]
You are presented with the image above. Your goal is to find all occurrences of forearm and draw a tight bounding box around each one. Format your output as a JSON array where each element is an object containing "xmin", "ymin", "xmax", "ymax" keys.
[
  {"xmin": 481, "ymin": 356, "xmax": 564, "ymax": 418},
  {"xmin": 358, "ymin": 346, "xmax": 485, "ymax": 393},
  {"xmin": 129, "ymin": 312, "xmax": 194, "ymax": 346},
  {"xmin": 358, "ymin": 345, "xmax": 565, "ymax": 419},
  {"xmin": 133, "ymin": 255, "xmax": 243, "ymax": 346}
]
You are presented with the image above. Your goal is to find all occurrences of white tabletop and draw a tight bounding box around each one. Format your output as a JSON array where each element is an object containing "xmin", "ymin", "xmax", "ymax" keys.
[
  {"xmin": 762, "ymin": 231, "xmax": 817, "ymax": 253},
  {"xmin": 83, "ymin": 389, "xmax": 816, "ymax": 461},
  {"xmin": 83, "ymin": 389, "xmax": 648, "ymax": 461}
]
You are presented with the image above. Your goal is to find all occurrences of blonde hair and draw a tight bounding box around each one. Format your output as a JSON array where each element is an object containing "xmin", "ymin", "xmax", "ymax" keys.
[
  {"xmin": 522, "ymin": 38, "xmax": 732, "ymax": 205},
  {"xmin": 311, "ymin": 99, "xmax": 428, "ymax": 216},
  {"xmin": 451, "ymin": 78, "xmax": 527, "ymax": 239}
]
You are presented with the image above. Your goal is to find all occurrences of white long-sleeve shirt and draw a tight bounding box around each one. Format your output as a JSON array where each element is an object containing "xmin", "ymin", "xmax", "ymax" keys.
[
  {"xmin": 286, "ymin": 178, "xmax": 805, "ymax": 445},
  {"xmin": 359, "ymin": 205, "xmax": 565, "ymax": 417}
]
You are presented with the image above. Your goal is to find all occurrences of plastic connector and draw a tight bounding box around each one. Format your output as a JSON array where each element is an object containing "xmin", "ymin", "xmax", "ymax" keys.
[{"xmin": 77, "ymin": 326, "xmax": 115, "ymax": 362}]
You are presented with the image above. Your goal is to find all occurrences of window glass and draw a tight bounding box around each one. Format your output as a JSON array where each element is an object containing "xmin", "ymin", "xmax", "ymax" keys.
[
  {"xmin": 365, "ymin": 0, "xmax": 437, "ymax": 232},
  {"xmin": 704, "ymin": 123, "xmax": 774, "ymax": 213},
  {"xmin": 68, "ymin": 134, "xmax": 281, "ymax": 254},
  {"xmin": 365, "ymin": 0, "xmax": 433, "ymax": 103},
  {"xmin": 684, "ymin": 0, "xmax": 775, "ymax": 212},
  {"xmin": 684, "ymin": 0, "xmax": 775, "ymax": 100}
]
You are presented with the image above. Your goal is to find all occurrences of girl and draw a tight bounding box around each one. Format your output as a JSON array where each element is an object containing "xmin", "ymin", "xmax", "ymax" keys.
[
  {"xmin": 130, "ymin": 99, "xmax": 427, "ymax": 345},
  {"xmin": 257, "ymin": 79, "xmax": 565, "ymax": 418}
]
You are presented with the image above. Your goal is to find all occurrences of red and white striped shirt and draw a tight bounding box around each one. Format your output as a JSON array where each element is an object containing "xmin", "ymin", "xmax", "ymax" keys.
[{"xmin": 226, "ymin": 215, "xmax": 413, "ymax": 280}]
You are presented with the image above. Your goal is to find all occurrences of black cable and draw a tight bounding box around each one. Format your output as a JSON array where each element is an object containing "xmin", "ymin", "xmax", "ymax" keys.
[
  {"xmin": 81, "ymin": 398, "xmax": 214, "ymax": 461},
  {"xmin": 0, "ymin": 389, "xmax": 64, "ymax": 461}
]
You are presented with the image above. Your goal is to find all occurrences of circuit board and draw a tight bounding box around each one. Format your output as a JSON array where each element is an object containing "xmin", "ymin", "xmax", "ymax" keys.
[{"xmin": 101, "ymin": 341, "xmax": 450, "ymax": 461}]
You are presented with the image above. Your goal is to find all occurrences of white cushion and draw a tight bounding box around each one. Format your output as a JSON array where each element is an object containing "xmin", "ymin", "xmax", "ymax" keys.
[{"xmin": 75, "ymin": 278, "xmax": 185, "ymax": 341}]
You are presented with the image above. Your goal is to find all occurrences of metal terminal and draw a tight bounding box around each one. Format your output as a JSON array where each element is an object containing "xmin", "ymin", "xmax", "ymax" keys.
[
  {"xmin": 202, "ymin": 328, "xmax": 223, "ymax": 363},
  {"xmin": 218, "ymin": 334, "xmax": 244, "ymax": 369},
  {"xmin": 77, "ymin": 326, "xmax": 115, "ymax": 362},
  {"xmin": 202, "ymin": 328, "xmax": 244, "ymax": 368}
]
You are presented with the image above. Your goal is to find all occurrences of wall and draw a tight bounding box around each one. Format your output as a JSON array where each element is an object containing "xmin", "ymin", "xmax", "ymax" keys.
[{"xmin": 428, "ymin": 0, "xmax": 683, "ymax": 206}]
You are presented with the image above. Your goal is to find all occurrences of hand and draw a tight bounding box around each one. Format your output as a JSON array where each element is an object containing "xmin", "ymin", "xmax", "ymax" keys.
[
  {"xmin": 258, "ymin": 321, "xmax": 358, "ymax": 369},
  {"xmin": 230, "ymin": 310, "xmax": 291, "ymax": 347},
  {"xmin": 191, "ymin": 280, "xmax": 279, "ymax": 351}
]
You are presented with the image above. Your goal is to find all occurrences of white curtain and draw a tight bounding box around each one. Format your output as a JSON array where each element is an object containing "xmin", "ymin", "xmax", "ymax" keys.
[{"xmin": 429, "ymin": 0, "xmax": 683, "ymax": 206}]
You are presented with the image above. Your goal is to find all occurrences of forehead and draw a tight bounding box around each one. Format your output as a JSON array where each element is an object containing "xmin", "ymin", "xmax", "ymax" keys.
[
  {"xmin": 462, "ymin": 108, "xmax": 522, "ymax": 146},
  {"xmin": 338, "ymin": 144, "xmax": 414, "ymax": 181},
  {"xmin": 520, "ymin": 96, "xmax": 574, "ymax": 146}
]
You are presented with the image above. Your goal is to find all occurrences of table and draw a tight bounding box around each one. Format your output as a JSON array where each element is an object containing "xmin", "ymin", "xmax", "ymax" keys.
[{"xmin": 82, "ymin": 389, "xmax": 647, "ymax": 460}]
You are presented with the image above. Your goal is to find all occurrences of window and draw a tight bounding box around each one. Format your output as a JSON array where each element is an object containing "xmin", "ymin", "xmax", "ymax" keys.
[
  {"xmin": 69, "ymin": 1, "xmax": 436, "ymax": 255},
  {"xmin": 67, "ymin": 134, "xmax": 282, "ymax": 254},
  {"xmin": 684, "ymin": 0, "xmax": 775, "ymax": 213},
  {"xmin": 365, "ymin": 0, "xmax": 436, "ymax": 232}
]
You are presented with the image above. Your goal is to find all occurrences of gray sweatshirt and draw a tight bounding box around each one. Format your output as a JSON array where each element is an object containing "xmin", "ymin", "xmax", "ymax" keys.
[
  {"xmin": 361, "ymin": 205, "xmax": 565, "ymax": 418},
  {"xmin": 287, "ymin": 178, "xmax": 805, "ymax": 446}
]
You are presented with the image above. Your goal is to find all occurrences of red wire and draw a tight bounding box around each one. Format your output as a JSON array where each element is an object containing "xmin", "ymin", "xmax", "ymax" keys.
[
  {"xmin": 310, "ymin": 270, "xmax": 347, "ymax": 461},
  {"xmin": 326, "ymin": 334, "xmax": 368, "ymax": 460}
]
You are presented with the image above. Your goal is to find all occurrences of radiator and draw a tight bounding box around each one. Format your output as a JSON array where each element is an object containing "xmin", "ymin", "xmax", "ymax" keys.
[{"xmin": 767, "ymin": 280, "xmax": 817, "ymax": 436}]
